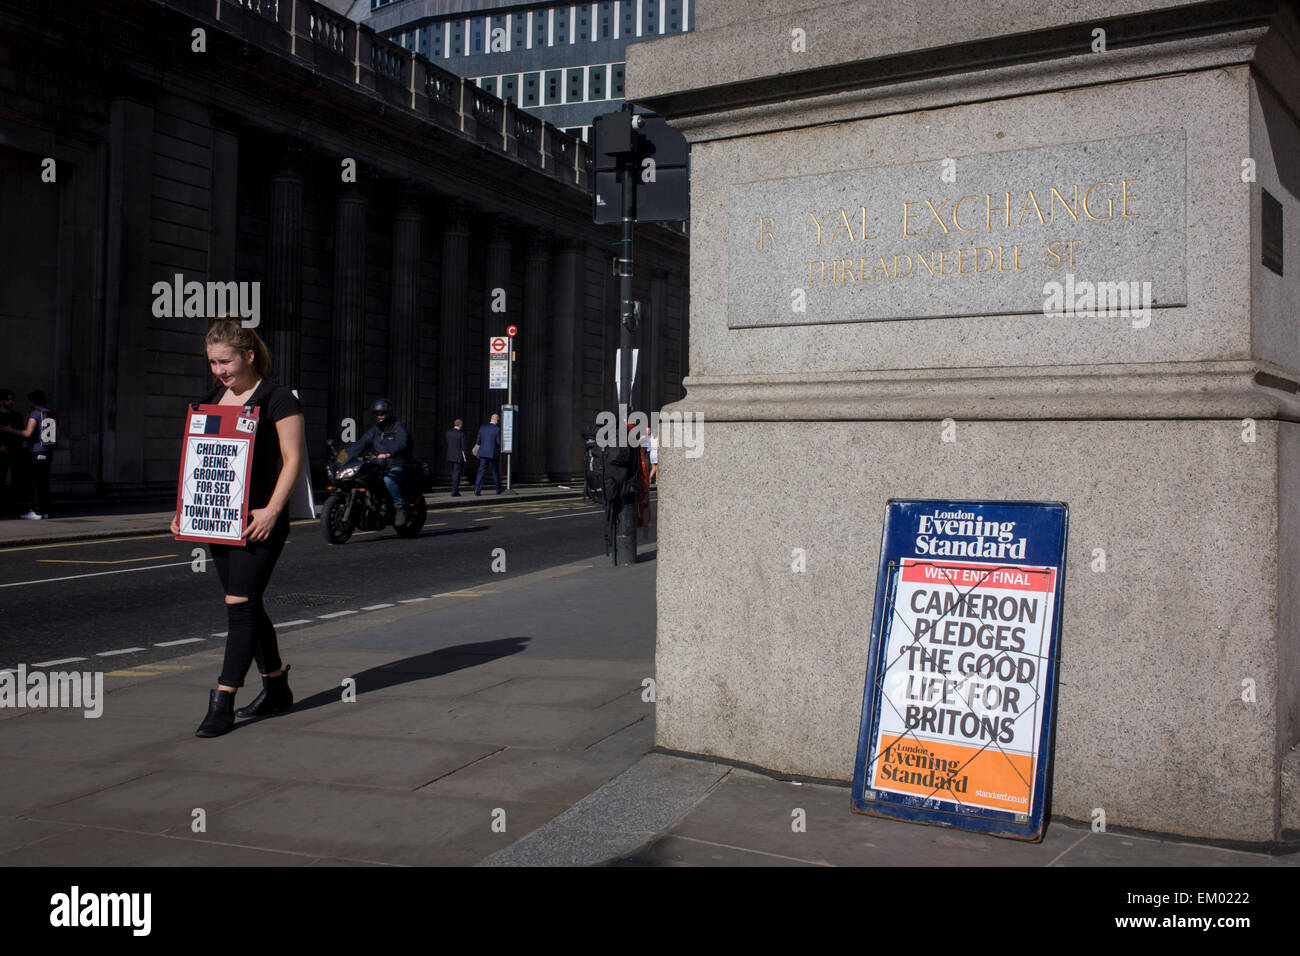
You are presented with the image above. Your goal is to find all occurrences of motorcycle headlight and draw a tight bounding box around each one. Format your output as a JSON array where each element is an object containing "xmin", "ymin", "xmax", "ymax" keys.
[{"xmin": 337, "ymin": 463, "xmax": 361, "ymax": 480}]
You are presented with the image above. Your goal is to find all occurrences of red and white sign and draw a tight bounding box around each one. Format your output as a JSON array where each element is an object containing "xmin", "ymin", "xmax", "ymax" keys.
[
  {"xmin": 506, "ymin": 325, "xmax": 518, "ymax": 337},
  {"xmin": 489, "ymin": 336, "xmax": 509, "ymax": 355},
  {"xmin": 174, "ymin": 404, "xmax": 258, "ymax": 545}
]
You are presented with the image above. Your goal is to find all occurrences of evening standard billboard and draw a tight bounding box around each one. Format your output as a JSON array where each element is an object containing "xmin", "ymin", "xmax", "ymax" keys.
[{"xmin": 852, "ymin": 499, "xmax": 1068, "ymax": 841}]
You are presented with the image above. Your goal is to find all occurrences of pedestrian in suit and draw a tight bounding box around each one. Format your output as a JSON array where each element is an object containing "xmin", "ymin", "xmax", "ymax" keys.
[
  {"xmin": 474, "ymin": 412, "xmax": 503, "ymax": 495},
  {"xmin": 446, "ymin": 418, "xmax": 468, "ymax": 496}
]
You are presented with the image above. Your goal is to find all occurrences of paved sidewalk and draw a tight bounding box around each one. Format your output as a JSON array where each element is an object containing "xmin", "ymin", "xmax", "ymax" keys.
[
  {"xmin": 487, "ymin": 753, "xmax": 1300, "ymax": 867},
  {"xmin": 0, "ymin": 485, "xmax": 585, "ymax": 547},
  {"xmin": 0, "ymin": 550, "xmax": 655, "ymax": 866},
  {"xmin": 2, "ymin": 545, "xmax": 1295, "ymax": 866}
]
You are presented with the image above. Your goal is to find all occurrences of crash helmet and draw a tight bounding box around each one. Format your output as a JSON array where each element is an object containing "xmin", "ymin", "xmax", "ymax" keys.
[{"xmin": 370, "ymin": 397, "xmax": 395, "ymax": 428}]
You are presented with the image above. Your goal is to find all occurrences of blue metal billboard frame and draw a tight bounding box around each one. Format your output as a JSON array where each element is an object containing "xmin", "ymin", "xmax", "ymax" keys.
[{"xmin": 850, "ymin": 499, "xmax": 1069, "ymax": 841}]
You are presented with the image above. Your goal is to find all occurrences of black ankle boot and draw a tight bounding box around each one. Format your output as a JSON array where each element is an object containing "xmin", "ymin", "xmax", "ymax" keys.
[
  {"xmin": 195, "ymin": 689, "xmax": 235, "ymax": 737},
  {"xmin": 234, "ymin": 665, "xmax": 293, "ymax": 718}
]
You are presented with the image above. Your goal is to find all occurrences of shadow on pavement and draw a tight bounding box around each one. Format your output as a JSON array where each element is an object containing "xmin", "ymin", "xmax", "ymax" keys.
[{"xmin": 241, "ymin": 637, "xmax": 531, "ymax": 723}]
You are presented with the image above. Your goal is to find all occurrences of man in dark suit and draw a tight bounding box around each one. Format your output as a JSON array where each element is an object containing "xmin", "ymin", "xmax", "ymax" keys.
[
  {"xmin": 445, "ymin": 419, "xmax": 468, "ymax": 496},
  {"xmin": 474, "ymin": 412, "xmax": 503, "ymax": 496}
]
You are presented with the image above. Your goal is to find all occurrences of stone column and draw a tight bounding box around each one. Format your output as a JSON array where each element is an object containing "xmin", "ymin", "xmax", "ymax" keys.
[
  {"xmin": 329, "ymin": 184, "xmax": 366, "ymax": 434},
  {"xmin": 267, "ymin": 141, "xmax": 304, "ymax": 388},
  {"xmin": 101, "ymin": 96, "xmax": 154, "ymax": 490},
  {"xmin": 519, "ymin": 229, "xmax": 551, "ymax": 482},
  {"xmin": 208, "ymin": 122, "xmax": 239, "ymax": 281},
  {"xmin": 388, "ymin": 183, "xmax": 422, "ymax": 425},
  {"xmin": 547, "ymin": 240, "xmax": 582, "ymax": 480},
  {"xmin": 437, "ymin": 199, "xmax": 474, "ymax": 471}
]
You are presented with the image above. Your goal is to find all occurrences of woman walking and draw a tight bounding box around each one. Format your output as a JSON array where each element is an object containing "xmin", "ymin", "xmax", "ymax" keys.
[{"xmin": 172, "ymin": 318, "xmax": 304, "ymax": 737}]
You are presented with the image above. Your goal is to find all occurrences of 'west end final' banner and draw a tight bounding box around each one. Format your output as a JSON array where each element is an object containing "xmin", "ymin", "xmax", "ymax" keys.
[
  {"xmin": 851, "ymin": 499, "xmax": 1068, "ymax": 841},
  {"xmin": 174, "ymin": 404, "xmax": 257, "ymax": 545}
]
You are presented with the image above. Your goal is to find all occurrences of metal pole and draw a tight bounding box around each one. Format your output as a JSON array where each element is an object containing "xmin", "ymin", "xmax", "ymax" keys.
[
  {"xmin": 506, "ymin": 336, "xmax": 513, "ymax": 491},
  {"xmin": 614, "ymin": 148, "xmax": 637, "ymax": 566}
]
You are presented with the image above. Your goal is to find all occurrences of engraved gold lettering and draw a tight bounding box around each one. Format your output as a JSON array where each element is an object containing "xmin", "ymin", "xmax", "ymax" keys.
[
  {"xmin": 987, "ymin": 192, "xmax": 1011, "ymax": 230},
  {"xmin": 939, "ymin": 250, "xmax": 955, "ymax": 275},
  {"xmin": 893, "ymin": 253, "xmax": 913, "ymax": 279},
  {"xmin": 1049, "ymin": 186, "xmax": 1079, "ymax": 223},
  {"xmin": 1017, "ymin": 190, "xmax": 1047, "ymax": 227},
  {"xmin": 859, "ymin": 206, "xmax": 878, "ymax": 241},
  {"xmin": 759, "ymin": 216, "xmax": 776, "ymax": 251},
  {"xmin": 925, "ymin": 199, "xmax": 951, "ymax": 235},
  {"xmin": 809, "ymin": 210, "xmax": 833, "ymax": 244},
  {"xmin": 915, "ymin": 251, "xmax": 936, "ymax": 277},
  {"xmin": 1121, "ymin": 178, "xmax": 1140, "ymax": 218},
  {"xmin": 1083, "ymin": 181, "xmax": 1114, "ymax": 220},
  {"xmin": 952, "ymin": 195, "xmax": 982, "ymax": 232},
  {"xmin": 830, "ymin": 209, "xmax": 856, "ymax": 244},
  {"xmin": 903, "ymin": 201, "xmax": 922, "ymax": 237},
  {"xmin": 975, "ymin": 247, "xmax": 995, "ymax": 273}
]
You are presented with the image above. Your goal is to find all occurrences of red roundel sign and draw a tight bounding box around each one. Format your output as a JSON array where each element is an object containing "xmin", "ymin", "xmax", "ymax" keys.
[
  {"xmin": 506, "ymin": 325, "xmax": 518, "ymax": 337},
  {"xmin": 490, "ymin": 336, "xmax": 509, "ymax": 355}
]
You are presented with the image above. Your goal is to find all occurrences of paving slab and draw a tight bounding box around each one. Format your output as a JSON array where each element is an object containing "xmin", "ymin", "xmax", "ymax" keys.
[
  {"xmin": 24, "ymin": 769, "xmax": 293, "ymax": 836},
  {"xmin": 0, "ymin": 828, "xmax": 322, "ymax": 866},
  {"xmin": 481, "ymin": 752, "xmax": 729, "ymax": 866},
  {"xmin": 184, "ymin": 782, "xmax": 567, "ymax": 866},
  {"xmin": 282, "ymin": 697, "xmax": 645, "ymax": 750},
  {"xmin": 462, "ymin": 676, "xmax": 638, "ymax": 708},
  {"xmin": 0, "ymin": 756, "xmax": 162, "ymax": 816},
  {"xmin": 0, "ymin": 815, "xmax": 81, "ymax": 854},
  {"xmin": 610, "ymin": 834, "xmax": 823, "ymax": 867},
  {"xmin": 416, "ymin": 745, "xmax": 648, "ymax": 806},
  {"xmin": 123, "ymin": 729, "xmax": 501, "ymax": 791}
]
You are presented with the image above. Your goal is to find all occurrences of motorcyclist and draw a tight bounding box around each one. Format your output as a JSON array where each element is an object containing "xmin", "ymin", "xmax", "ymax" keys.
[{"xmin": 348, "ymin": 398, "xmax": 415, "ymax": 526}]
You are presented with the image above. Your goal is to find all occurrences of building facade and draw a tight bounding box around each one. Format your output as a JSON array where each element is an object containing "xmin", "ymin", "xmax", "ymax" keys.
[
  {"xmin": 0, "ymin": 0, "xmax": 689, "ymax": 499},
  {"xmin": 361, "ymin": 0, "xmax": 695, "ymax": 139}
]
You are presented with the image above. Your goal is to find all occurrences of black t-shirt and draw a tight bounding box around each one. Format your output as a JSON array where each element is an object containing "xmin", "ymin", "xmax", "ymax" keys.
[
  {"xmin": 199, "ymin": 380, "xmax": 302, "ymax": 519},
  {"xmin": 0, "ymin": 410, "xmax": 23, "ymax": 453}
]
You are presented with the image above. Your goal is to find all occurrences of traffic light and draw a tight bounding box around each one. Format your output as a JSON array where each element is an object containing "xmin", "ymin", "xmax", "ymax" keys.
[{"xmin": 592, "ymin": 105, "xmax": 689, "ymax": 225}]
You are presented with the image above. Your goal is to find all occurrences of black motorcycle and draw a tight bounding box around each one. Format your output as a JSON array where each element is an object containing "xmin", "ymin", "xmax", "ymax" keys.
[{"xmin": 321, "ymin": 439, "xmax": 430, "ymax": 543}]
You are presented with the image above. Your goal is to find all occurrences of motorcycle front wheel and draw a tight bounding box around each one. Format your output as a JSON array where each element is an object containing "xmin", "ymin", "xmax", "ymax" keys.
[
  {"xmin": 394, "ymin": 495, "xmax": 426, "ymax": 538},
  {"xmin": 321, "ymin": 493, "xmax": 354, "ymax": 544}
]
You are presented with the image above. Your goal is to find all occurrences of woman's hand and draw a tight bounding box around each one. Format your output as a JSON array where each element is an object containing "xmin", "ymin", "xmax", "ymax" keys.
[
  {"xmin": 245, "ymin": 506, "xmax": 281, "ymax": 543},
  {"xmin": 170, "ymin": 514, "xmax": 180, "ymax": 536}
]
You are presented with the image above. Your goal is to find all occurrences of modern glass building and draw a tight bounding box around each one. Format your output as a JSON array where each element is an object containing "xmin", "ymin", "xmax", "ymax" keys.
[{"xmin": 361, "ymin": 1, "xmax": 694, "ymax": 140}]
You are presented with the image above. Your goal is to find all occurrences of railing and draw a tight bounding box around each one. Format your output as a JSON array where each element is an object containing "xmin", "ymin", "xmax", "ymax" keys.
[
  {"xmin": 168, "ymin": 0, "xmax": 591, "ymax": 192},
  {"xmin": 308, "ymin": 6, "xmax": 348, "ymax": 54},
  {"xmin": 238, "ymin": 0, "xmax": 278, "ymax": 20}
]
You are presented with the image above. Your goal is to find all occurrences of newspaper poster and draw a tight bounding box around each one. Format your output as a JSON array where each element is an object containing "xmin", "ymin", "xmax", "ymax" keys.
[
  {"xmin": 174, "ymin": 404, "xmax": 258, "ymax": 545},
  {"xmin": 851, "ymin": 499, "xmax": 1068, "ymax": 841}
]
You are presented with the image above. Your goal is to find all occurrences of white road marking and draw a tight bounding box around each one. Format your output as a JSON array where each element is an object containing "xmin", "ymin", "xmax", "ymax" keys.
[
  {"xmin": 360, "ymin": 603, "xmax": 395, "ymax": 611},
  {"xmin": 31, "ymin": 657, "xmax": 89, "ymax": 667},
  {"xmin": 275, "ymin": 619, "xmax": 312, "ymax": 627},
  {"xmin": 397, "ymin": 598, "xmax": 427, "ymax": 604},
  {"xmin": 155, "ymin": 638, "xmax": 205, "ymax": 647},
  {"xmin": 317, "ymin": 610, "xmax": 357, "ymax": 619},
  {"xmin": 538, "ymin": 510, "xmax": 601, "ymax": 520},
  {"xmin": 96, "ymin": 647, "xmax": 146, "ymax": 657},
  {"xmin": 211, "ymin": 632, "xmax": 227, "ymax": 638},
  {"xmin": 0, "ymin": 560, "xmax": 193, "ymax": 588}
]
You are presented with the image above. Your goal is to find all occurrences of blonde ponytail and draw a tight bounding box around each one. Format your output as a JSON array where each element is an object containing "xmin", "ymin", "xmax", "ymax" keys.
[{"xmin": 205, "ymin": 317, "xmax": 271, "ymax": 383}]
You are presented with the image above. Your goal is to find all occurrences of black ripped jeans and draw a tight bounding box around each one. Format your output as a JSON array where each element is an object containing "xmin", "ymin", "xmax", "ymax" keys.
[{"xmin": 210, "ymin": 522, "xmax": 288, "ymax": 688}]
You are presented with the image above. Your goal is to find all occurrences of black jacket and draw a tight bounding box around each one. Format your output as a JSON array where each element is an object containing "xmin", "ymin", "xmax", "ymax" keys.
[{"xmin": 445, "ymin": 427, "xmax": 468, "ymax": 463}]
